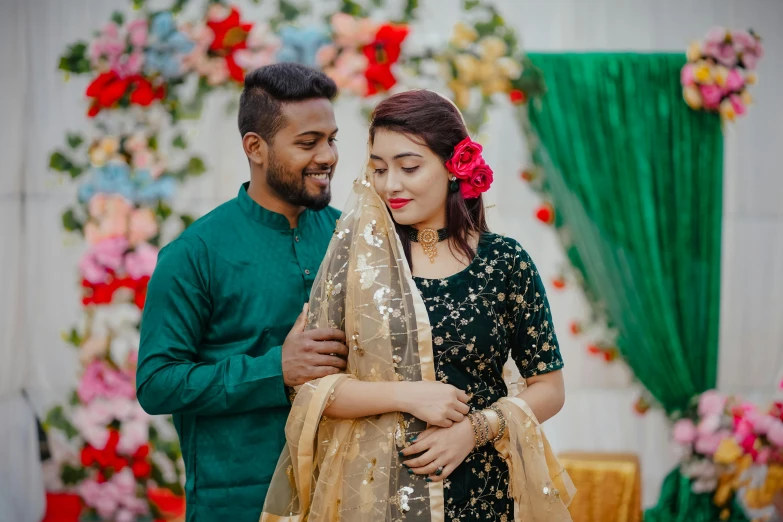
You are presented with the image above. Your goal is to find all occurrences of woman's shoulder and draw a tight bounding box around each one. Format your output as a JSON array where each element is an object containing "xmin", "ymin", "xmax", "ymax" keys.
[{"xmin": 480, "ymin": 233, "xmax": 538, "ymax": 271}]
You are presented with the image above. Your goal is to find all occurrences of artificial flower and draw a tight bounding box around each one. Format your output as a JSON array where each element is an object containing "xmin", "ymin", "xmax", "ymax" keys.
[
  {"xmin": 82, "ymin": 273, "xmax": 149, "ymax": 309},
  {"xmin": 79, "ymin": 237, "xmax": 129, "ymax": 284},
  {"xmin": 673, "ymin": 418, "xmax": 698, "ymax": 444},
  {"xmin": 276, "ymin": 25, "xmax": 331, "ymax": 68},
  {"xmin": 699, "ymin": 390, "xmax": 728, "ymax": 417},
  {"xmin": 84, "ymin": 193, "xmax": 133, "ymax": 245},
  {"xmin": 699, "ymin": 84, "xmax": 723, "ymax": 110},
  {"xmin": 144, "ymin": 12, "xmax": 194, "ymax": 79},
  {"xmin": 767, "ymin": 420, "xmax": 783, "ymax": 447},
  {"xmin": 733, "ymin": 29, "xmax": 764, "ymax": 70},
  {"xmin": 128, "ymin": 207, "xmax": 158, "ymax": 246},
  {"xmin": 683, "ymin": 85, "xmax": 703, "ymax": 109},
  {"xmin": 78, "ymin": 161, "xmax": 135, "ymax": 203},
  {"xmin": 85, "ymin": 72, "xmax": 165, "ymax": 117},
  {"xmin": 478, "ymin": 36, "xmax": 508, "ymax": 61},
  {"xmin": 330, "ymin": 13, "xmax": 378, "ymax": 47},
  {"xmin": 704, "ymin": 27, "xmax": 737, "ymax": 67},
  {"xmin": 89, "ymin": 137, "xmax": 121, "ymax": 167},
  {"xmin": 77, "ymin": 360, "xmax": 136, "ymax": 403},
  {"xmin": 133, "ymin": 169, "xmax": 176, "ymax": 203},
  {"xmin": 233, "ymin": 24, "xmax": 279, "ymax": 71},
  {"xmin": 725, "ymin": 69, "xmax": 745, "ymax": 92},
  {"xmin": 449, "ymin": 21, "xmax": 478, "ymax": 50},
  {"xmin": 125, "ymin": 243, "xmax": 159, "ymax": 280},
  {"xmin": 80, "ymin": 334, "xmax": 109, "ymax": 366},
  {"xmin": 363, "ymin": 23, "xmax": 409, "ymax": 95},
  {"xmin": 206, "ymin": 5, "xmax": 254, "ymax": 82}
]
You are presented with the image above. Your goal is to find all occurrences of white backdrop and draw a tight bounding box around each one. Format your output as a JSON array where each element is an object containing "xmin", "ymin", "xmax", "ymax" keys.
[{"xmin": 1, "ymin": 0, "xmax": 782, "ymax": 520}]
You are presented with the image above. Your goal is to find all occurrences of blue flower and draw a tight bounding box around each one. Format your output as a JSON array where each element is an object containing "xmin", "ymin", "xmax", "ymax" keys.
[
  {"xmin": 78, "ymin": 162, "xmax": 136, "ymax": 203},
  {"xmin": 144, "ymin": 12, "xmax": 194, "ymax": 79},
  {"xmin": 276, "ymin": 25, "xmax": 331, "ymax": 67},
  {"xmin": 133, "ymin": 170, "xmax": 176, "ymax": 204}
]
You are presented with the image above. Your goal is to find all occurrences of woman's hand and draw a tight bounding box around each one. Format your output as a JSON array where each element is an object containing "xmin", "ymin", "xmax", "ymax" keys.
[
  {"xmin": 399, "ymin": 419, "xmax": 476, "ymax": 481},
  {"xmin": 398, "ymin": 381, "xmax": 470, "ymax": 428}
]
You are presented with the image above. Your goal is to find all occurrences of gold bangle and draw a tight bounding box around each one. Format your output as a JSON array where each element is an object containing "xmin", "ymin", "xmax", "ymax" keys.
[{"xmin": 488, "ymin": 405, "xmax": 507, "ymax": 443}]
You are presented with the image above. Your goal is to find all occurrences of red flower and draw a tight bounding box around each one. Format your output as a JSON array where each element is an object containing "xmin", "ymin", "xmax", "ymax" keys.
[
  {"xmin": 551, "ymin": 277, "xmax": 566, "ymax": 290},
  {"xmin": 569, "ymin": 321, "xmax": 582, "ymax": 335},
  {"xmin": 509, "ymin": 89, "xmax": 527, "ymax": 104},
  {"xmin": 460, "ymin": 161, "xmax": 494, "ymax": 199},
  {"xmin": 148, "ymin": 487, "xmax": 186, "ymax": 518},
  {"xmin": 85, "ymin": 72, "xmax": 165, "ymax": 117},
  {"xmin": 363, "ymin": 24, "xmax": 408, "ymax": 96},
  {"xmin": 207, "ymin": 6, "xmax": 253, "ymax": 83},
  {"xmin": 535, "ymin": 203, "xmax": 555, "ymax": 225},
  {"xmin": 634, "ymin": 396, "xmax": 650, "ymax": 415},
  {"xmin": 587, "ymin": 344, "xmax": 602, "ymax": 355},
  {"xmin": 82, "ymin": 274, "xmax": 150, "ymax": 309},
  {"xmin": 132, "ymin": 459, "xmax": 152, "ymax": 479},
  {"xmin": 519, "ymin": 169, "xmax": 536, "ymax": 182}
]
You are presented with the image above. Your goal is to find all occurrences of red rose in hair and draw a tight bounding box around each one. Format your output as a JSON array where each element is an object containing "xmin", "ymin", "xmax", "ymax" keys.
[
  {"xmin": 446, "ymin": 137, "xmax": 484, "ymax": 180},
  {"xmin": 460, "ymin": 160, "xmax": 494, "ymax": 199}
]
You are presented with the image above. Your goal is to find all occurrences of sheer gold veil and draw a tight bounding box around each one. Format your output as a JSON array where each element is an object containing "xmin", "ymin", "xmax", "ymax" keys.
[{"xmin": 261, "ymin": 91, "xmax": 575, "ymax": 521}]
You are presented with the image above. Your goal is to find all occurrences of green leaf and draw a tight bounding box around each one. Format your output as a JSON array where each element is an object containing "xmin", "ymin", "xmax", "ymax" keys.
[
  {"xmin": 62, "ymin": 328, "xmax": 83, "ymax": 348},
  {"xmin": 370, "ymin": 0, "xmax": 383, "ymax": 6},
  {"xmin": 66, "ymin": 133, "xmax": 84, "ymax": 149},
  {"xmin": 69, "ymin": 390, "xmax": 80, "ymax": 407},
  {"xmin": 172, "ymin": 134, "xmax": 187, "ymax": 149},
  {"xmin": 58, "ymin": 42, "xmax": 91, "ymax": 74},
  {"xmin": 464, "ymin": 0, "xmax": 480, "ymax": 10},
  {"xmin": 340, "ymin": 0, "xmax": 364, "ymax": 16},
  {"xmin": 403, "ymin": 0, "xmax": 419, "ymax": 21},
  {"xmin": 279, "ymin": 0, "xmax": 303, "ymax": 21},
  {"xmin": 45, "ymin": 406, "xmax": 80, "ymax": 439},
  {"xmin": 61, "ymin": 209, "xmax": 84, "ymax": 233},
  {"xmin": 132, "ymin": 0, "xmax": 146, "ymax": 9},
  {"xmin": 61, "ymin": 464, "xmax": 90, "ymax": 486},
  {"xmin": 156, "ymin": 201, "xmax": 173, "ymax": 221},
  {"xmin": 181, "ymin": 214, "xmax": 195, "ymax": 229},
  {"xmin": 148, "ymin": 135, "xmax": 159, "ymax": 151},
  {"xmin": 67, "ymin": 166, "xmax": 84, "ymax": 179},
  {"xmin": 186, "ymin": 156, "xmax": 206, "ymax": 176},
  {"xmin": 110, "ymin": 11, "xmax": 125, "ymax": 26},
  {"xmin": 49, "ymin": 151, "xmax": 72, "ymax": 172}
]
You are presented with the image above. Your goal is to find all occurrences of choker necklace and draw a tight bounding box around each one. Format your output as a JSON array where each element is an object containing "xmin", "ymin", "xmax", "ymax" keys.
[{"xmin": 409, "ymin": 228, "xmax": 449, "ymax": 263}]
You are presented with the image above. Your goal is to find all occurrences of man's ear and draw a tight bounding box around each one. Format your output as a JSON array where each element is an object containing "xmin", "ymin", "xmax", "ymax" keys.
[{"xmin": 242, "ymin": 132, "xmax": 269, "ymax": 167}]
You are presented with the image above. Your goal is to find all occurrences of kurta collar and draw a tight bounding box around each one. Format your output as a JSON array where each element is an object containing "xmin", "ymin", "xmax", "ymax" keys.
[{"xmin": 237, "ymin": 182, "xmax": 310, "ymax": 231}]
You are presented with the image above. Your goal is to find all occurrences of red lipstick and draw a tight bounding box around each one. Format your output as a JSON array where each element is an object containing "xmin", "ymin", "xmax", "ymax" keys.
[{"xmin": 388, "ymin": 198, "xmax": 411, "ymax": 210}]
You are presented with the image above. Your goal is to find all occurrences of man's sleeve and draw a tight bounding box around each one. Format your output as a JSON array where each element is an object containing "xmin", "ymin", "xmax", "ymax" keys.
[{"xmin": 135, "ymin": 236, "xmax": 289, "ymax": 416}]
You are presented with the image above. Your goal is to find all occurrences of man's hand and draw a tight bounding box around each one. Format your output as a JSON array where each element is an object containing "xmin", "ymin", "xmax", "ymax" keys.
[{"xmin": 282, "ymin": 304, "xmax": 348, "ymax": 386}]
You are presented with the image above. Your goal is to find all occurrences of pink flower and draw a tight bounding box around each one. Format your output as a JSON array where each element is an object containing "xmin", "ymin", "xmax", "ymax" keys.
[
  {"xmin": 673, "ymin": 418, "xmax": 698, "ymax": 444},
  {"xmin": 77, "ymin": 360, "xmax": 135, "ymax": 403},
  {"xmin": 767, "ymin": 420, "xmax": 783, "ymax": 447},
  {"xmin": 695, "ymin": 430, "xmax": 729, "ymax": 455},
  {"xmin": 746, "ymin": 410, "xmax": 775, "ymax": 435},
  {"xmin": 128, "ymin": 208, "xmax": 158, "ymax": 246},
  {"xmin": 460, "ymin": 161, "xmax": 494, "ymax": 199},
  {"xmin": 739, "ymin": 433, "xmax": 759, "ymax": 458},
  {"xmin": 125, "ymin": 243, "xmax": 159, "ymax": 279},
  {"xmin": 126, "ymin": 19, "xmax": 148, "ymax": 48},
  {"xmin": 699, "ymin": 84, "xmax": 723, "ymax": 110},
  {"xmin": 725, "ymin": 69, "xmax": 745, "ymax": 92},
  {"xmin": 697, "ymin": 414, "xmax": 721, "ymax": 436},
  {"xmin": 703, "ymin": 27, "xmax": 737, "ymax": 67},
  {"xmin": 446, "ymin": 137, "xmax": 484, "ymax": 180},
  {"xmin": 80, "ymin": 237, "xmax": 129, "ymax": 283},
  {"xmin": 330, "ymin": 13, "xmax": 378, "ymax": 47},
  {"xmin": 681, "ymin": 64, "xmax": 696, "ymax": 86},
  {"xmin": 316, "ymin": 44, "xmax": 338, "ymax": 66},
  {"xmin": 698, "ymin": 390, "xmax": 727, "ymax": 417},
  {"xmin": 80, "ymin": 335, "xmax": 109, "ymax": 366},
  {"xmin": 729, "ymin": 94, "xmax": 746, "ymax": 117},
  {"xmin": 733, "ymin": 30, "xmax": 764, "ymax": 70},
  {"xmin": 117, "ymin": 416, "xmax": 150, "ymax": 455}
]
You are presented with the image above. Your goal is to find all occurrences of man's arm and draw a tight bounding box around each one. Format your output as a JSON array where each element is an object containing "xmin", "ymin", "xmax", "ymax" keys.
[{"xmin": 135, "ymin": 237, "xmax": 289, "ymax": 416}]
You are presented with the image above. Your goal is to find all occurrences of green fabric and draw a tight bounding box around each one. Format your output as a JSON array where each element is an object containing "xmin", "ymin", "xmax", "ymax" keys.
[
  {"xmin": 413, "ymin": 233, "xmax": 564, "ymax": 519},
  {"xmin": 527, "ymin": 53, "xmax": 723, "ymax": 414},
  {"xmin": 644, "ymin": 468, "xmax": 750, "ymax": 522},
  {"xmin": 137, "ymin": 183, "xmax": 340, "ymax": 522}
]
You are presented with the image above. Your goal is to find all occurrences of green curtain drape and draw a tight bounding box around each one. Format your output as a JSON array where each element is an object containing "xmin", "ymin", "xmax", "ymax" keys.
[
  {"xmin": 526, "ymin": 52, "xmax": 731, "ymax": 522},
  {"xmin": 527, "ymin": 53, "xmax": 723, "ymax": 414}
]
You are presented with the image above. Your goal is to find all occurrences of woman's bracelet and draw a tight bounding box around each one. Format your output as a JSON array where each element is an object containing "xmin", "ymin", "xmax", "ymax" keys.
[
  {"xmin": 467, "ymin": 411, "xmax": 491, "ymax": 447},
  {"xmin": 488, "ymin": 404, "xmax": 507, "ymax": 443}
]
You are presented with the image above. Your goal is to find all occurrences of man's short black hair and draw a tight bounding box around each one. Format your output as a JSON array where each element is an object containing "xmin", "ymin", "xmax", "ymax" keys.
[{"xmin": 238, "ymin": 63, "xmax": 338, "ymax": 143}]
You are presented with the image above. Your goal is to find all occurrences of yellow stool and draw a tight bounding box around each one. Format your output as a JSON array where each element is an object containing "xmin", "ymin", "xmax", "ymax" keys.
[{"xmin": 558, "ymin": 452, "xmax": 642, "ymax": 522}]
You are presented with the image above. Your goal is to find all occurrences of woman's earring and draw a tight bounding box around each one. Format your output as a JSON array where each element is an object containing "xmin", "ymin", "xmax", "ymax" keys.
[{"xmin": 449, "ymin": 176, "xmax": 460, "ymax": 193}]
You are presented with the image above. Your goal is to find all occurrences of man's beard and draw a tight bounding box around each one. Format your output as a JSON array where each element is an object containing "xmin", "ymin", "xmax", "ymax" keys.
[{"xmin": 266, "ymin": 151, "xmax": 332, "ymax": 211}]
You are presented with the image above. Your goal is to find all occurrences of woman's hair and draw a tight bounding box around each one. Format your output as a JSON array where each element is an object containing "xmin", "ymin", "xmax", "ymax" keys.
[{"xmin": 369, "ymin": 89, "xmax": 489, "ymax": 269}]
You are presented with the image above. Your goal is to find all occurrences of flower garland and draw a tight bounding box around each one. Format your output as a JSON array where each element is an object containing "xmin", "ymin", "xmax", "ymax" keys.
[
  {"xmin": 682, "ymin": 27, "xmax": 764, "ymax": 122},
  {"xmin": 46, "ymin": 1, "xmax": 547, "ymax": 519},
  {"xmin": 671, "ymin": 391, "xmax": 783, "ymax": 521}
]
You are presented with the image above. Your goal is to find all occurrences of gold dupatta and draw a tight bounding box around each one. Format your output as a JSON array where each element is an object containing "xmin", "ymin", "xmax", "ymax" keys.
[{"xmin": 260, "ymin": 165, "xmax": 575, "ymax": 521}]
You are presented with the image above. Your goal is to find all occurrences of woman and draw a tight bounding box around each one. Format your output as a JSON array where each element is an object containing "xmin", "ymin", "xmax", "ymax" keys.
[{"xmin": 262, "ymin": 89, "xmax": 574, "ymax": 521}]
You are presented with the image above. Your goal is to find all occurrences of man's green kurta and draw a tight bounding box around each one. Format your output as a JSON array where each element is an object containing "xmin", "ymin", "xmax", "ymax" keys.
[{"xmin": 137, "ymin": 183, "xmax": 340, "ymax": 521}]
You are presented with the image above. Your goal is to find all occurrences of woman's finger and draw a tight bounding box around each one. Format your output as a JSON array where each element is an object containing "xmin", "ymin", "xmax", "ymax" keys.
[
  {"xmin": 446, "ymin": 409, "xmax": 465, "ymax": 423},
  {"xmin": 403, "ymin": 449, "xmax": 438, "ymax": 470},
  {"xmin": 399, "ymin": 428, "xmax": 436, "ymax": 457},
  {"xmin": 456, "ymin": 401, "xmax": 470, "ymax": 415},
  {"xmin": 408, "ymin": 460, "xmax": 441, "ymax": 476},
  {"xmin": 427, "ymin": 463, "xmax": 453, "ymax": 482}
]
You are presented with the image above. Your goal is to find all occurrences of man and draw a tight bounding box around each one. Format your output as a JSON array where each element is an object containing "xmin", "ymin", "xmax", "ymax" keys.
[{"xmin": 136, "ymin": 63, "xmax": 347, "ymax": 522}]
